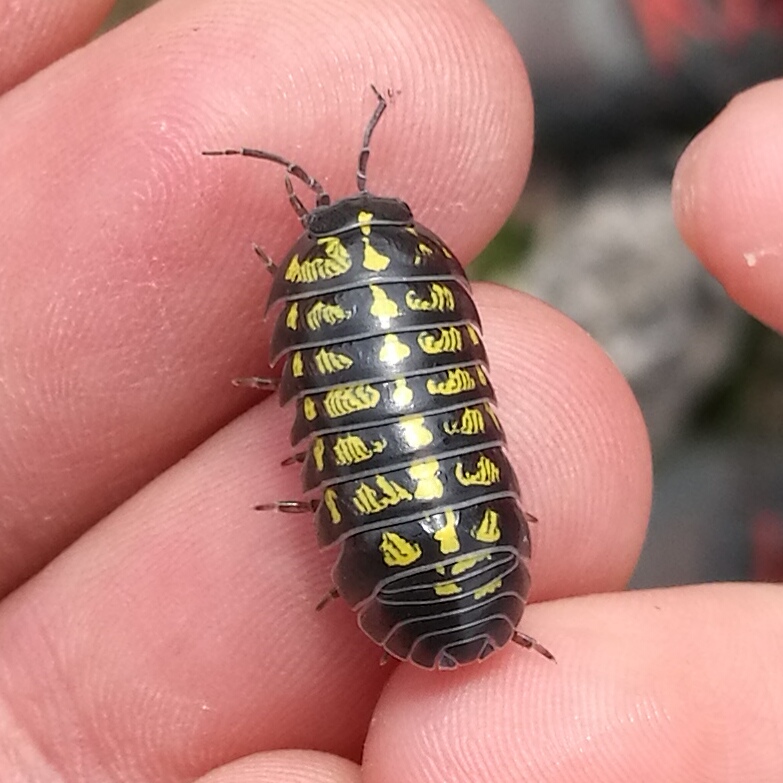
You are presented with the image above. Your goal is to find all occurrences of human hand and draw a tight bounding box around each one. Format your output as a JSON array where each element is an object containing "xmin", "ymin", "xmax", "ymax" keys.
[{"xmin": 1, "ymin": 1, "xmax": 781, "ymax": 781}]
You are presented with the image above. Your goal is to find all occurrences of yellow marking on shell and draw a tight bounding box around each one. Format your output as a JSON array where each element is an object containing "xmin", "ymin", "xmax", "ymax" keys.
[
  {"xmin": 434, "ymin": 581, "xmax": 462, "ymax": 596},
  {"xmin": 352, "ymin": 476, "xmax": 413, "ymax": 515},
  {"xmin": 318, "ymin": 236, "xmax": 351, "ymax": 264},
  {"xmin": 369, "ymin": 285, "xmax": 400, "ymax": 322},
  {"xmin": 285, "ymin": 302, "xmax": 298, "ymax": 330},
  {"xmin": 391, "ymin": 378, "xmax": 413, "ymax": 407},
  {"xmin": 472, "ymin": 507, "xmax": 501, "ymax": 543},
  {"xmin": 432, "ymin": 508, "xmax": 460, "ymax": 554},
  {"xmin": 357, "ymin": 211, "xmax": 392, "ymax": 271},
  {"xmin": 473, "ymin": 577, "xmax": 503, "ymax": 600},
  {"xmin": 441, "ymin": 244, "xmax": 454, "ymax": 258},
  {"xmin": 443, "ymin": 406, "xmax": 486, "ymax": 436},
  {"xmin": 322, "ymin": 384, "xmax": 380, "ymax": 418},
  {"xmin": 291, "ymin": 351, "xmax": 304, "ymax": 378},
  {"xmin": 435, "ymin": 564, "xmax": 446, "ymax": 575},
  {"xmin": 409, "ymin": 458, "xmax": 444, "ymax": 501},
  {"xmin": 284, "ymin": 241, "xmax": 351, "ymax": 283},
  {"xmin": 323, "ymin": 488, "xmax": 341, "ymax": 524},
  {"xmin": 333, "ymin": 434, "xmax": 387, "ymax": 466},
  {"xmin": 379, "ymin": 334, "xmax": 410, "ymax": 364},
  {"xmin": 417, "ymin": 326, "xmax": 462, "ymax": 354},
  {"xmin": 357, "ymin": 211, "xmax": 374, "ymax": 234},
  {"xmin": 305, "ymin": 301, "xmax": 351, "ymax": 330},
  {"xmin": 302, "ymin": 397, "xmax": 317, "ymax": 421},
  {"xmin": 405, "ymin": 283, "xmax": 456, "ymax": 313},
  {"xmin": 451, "ymin": 552, "xmax": 491, "ymax": 576},
  {"xmin": 426, "ymin": 367, "xmax": 476, "ymax": 395},
  {"xmin": 455, "ymin": 454, "xmax": 501, "ymax": 487},
  {"xmin": 405, "ymin": 226, "xmax": 418, "ymax": 235},
  {"xmin": 475, "ymin": 365, "xmax": 488, "ymax": 385},
  {"xmin": 311, "ymin": 437, "xmax": 325, "ymax": 471},
  {"xmin": 418, "ymin": 242, "xmax": 434, "ymax": 257},
  {"xmin": 466, "ymin": 324, "xmax": 480, "ymax": 345},
  {"xmin": 380, "ymin": 532, "xmax": 422, "ymax": 567},
  {"xmin": 314, "ymin": 347, "xmax": 353, "ymax": 374},
  {"xmin": 484, "ymin": 403, "xmax": 501, "ymax": 428},
  {"xmin": 399, "ymin": 415, "xmax": 433, "ymax": 449}
]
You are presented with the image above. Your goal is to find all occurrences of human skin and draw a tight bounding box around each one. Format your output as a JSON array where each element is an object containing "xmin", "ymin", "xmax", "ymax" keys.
[{"xmin": 0, "ymin": 0, "xmax": 781, "ymax": 781}]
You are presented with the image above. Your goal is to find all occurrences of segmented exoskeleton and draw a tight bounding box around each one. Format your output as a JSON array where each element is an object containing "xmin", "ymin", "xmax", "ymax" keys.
[{"xmin": 205, "ymin": 88, "xmax": 552, "ymax": 669}]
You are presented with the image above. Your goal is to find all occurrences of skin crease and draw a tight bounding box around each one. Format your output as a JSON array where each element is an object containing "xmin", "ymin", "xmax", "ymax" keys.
[{"xmin": 0, "ymin": 1, "xmax": 780, "ymax": 782}]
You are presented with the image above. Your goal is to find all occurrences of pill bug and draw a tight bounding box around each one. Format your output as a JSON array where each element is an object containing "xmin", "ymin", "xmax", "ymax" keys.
[{"xmin": 205, "ymin": 88, "xmax": 552, "ymax": 669}]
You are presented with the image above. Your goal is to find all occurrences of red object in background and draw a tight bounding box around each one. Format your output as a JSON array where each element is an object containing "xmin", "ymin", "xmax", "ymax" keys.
[
  {"xmin": 629, "ymin": 0, "xmax": 783, "ymax": 67},
  {"xmin": 750, "ymin": 509, "xmax": 783, "ymax": 582}
]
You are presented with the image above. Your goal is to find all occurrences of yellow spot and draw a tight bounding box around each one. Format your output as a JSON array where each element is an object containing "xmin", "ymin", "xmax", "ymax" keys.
[
  {"xmin": 451, "ymin": 552, "xmax": 491, "ymax": 576},
  {"xmin": 441, "ymin": 244, "xmax": 454, "ymax": 258},
  {"xmin": 417, "ymin": 326, "xmax": 462, "ymax": 354},
  {"xmin": 305, "ymin": 301, "xmax": 351, "ymax": 330},
  {"xmin": 418, "ymin": 242, "xmax": 434, "ymax": 257},
  {"xmin": 472, "ymin": 507, "xmax": 501, "ymax": 543},
  {"xmin": 399, "ymin": 416, "xmax": 433, "ymax": 449},
  {"xmin": 409, "ymin": 458, "xmax": 444, "ymax": 501},
  {"xmin": 380, "ymin": 531, "xmax": 422, "ymax": 567},
  {"xmin": 434, "ymin": 581, "xmax": 462, "ymax": 596},
  {"xmin": 443, "ymin": 406, "xmax": 486, "ymax": 436},
  {"xmin": 405, "ymin": 226, "xmax": 418, "ymax": 236},
  {"xmin": 314, "ymin": 347, "xmax": 353, "ymax": 374},
  {"xmin": 291, "ymin": 351, "xmax": 304, "ymax": 378},
  {"xmin": 379, "ymin": 334, "xmax": 410, "ymax": 364},
  {"xmin": 391, "ymin": 378, "xmax": 413, "ymax": 407},
  {"xmin": 363, "ymin": 243, "xmax": 391, "ymax": 272},
  {"xmin": 455, "ymin": 454, "xmax": 501, "ymax": 487},
  {"xmin": 323, "ymin": 488, "xmax": 341, "ymax": 524},
  {"xmin": 432, "ymin": 508, "xmax": 460, "ymax": 554},
  {"xmin": 318, "ymin": 236, "xmax": 351, "ymax": 264},
  {"xmin": 475, "ymin": 366, "xmax": 488, "ymax": 385},
  {"xmin": 284, "ymin": 242, "xmax": 351, "ymax": 283},
  {"xmin": 426, "ymin": 367, "xmax": 476, "ymax": 395},
  {"xmin": 333, "ymin": 434, "xmax": 387, "ymax": 466},
  {"xmin": 466, "ymin": 324, "xmax": 480, "ymax": 345},
  {"xmin": 353, "ymin": 476, "xmax": 413, "ymax": 515},
  {"xmin": 358, "ymin": 211, "xmax": 392, "ymax": 271},
  {"xmin": 285, "ymin": 302, "xmax": 298, "ymax": 330},
  {"xmin": 369, "ymin": 285, "xmax": 400, "ymax": 322},
  {"xmin": 312, "ymin": 437, "xmax": 325, "ymax": 470},
  {"xmin": 357, "ymin": 211, "xmax": 373, "ymax": 233},
  {"xmin": 303, "ymin": 397, "xmax": 317, "ymax": 421},
  {"xmin": 484, "ymin": 403, "xmax": 501, "ymax": 428},
  {"xmin": 473, "ymin": 577, "xmax": 503, "ymax": 600},
  {"xmin": 322, "ymin": 384, "xmax": 381, "ymax": 418},
  {"xmin": 405, "ymin": 283, "xmax": 455, "ymax": 312}
]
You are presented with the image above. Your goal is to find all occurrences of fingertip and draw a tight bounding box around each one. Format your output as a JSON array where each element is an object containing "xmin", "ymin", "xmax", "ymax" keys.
[
  {"xmin": 672, "ymin": 79, "xmax": 783, "ymax": 331},
  {"xmin": 195, "ymin": 750, "xmax": 361, "ymax": 783}
]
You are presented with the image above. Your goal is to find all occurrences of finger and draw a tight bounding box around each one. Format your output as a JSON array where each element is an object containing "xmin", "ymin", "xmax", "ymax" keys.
[
  {"xmin": 0, "ymin": 287, "xmax": 649, "ymax": 778},
  {"xmin": 0, "ymin": 0, "xmax": 113, "ymax": 94},
  {"xmin": 195, "ymin": 751, "xmax": 360, "ymax": 783},
  {"xmin": 673, "ymin": 79, "xmax": 783, "ymax": 332},
  {"xmin": 365, "ymin": 583, "xmax": 783, "ymax": 783},
  {"xmin": 0, "ymin": 0, "xmax": 531, "ymax": 595}
]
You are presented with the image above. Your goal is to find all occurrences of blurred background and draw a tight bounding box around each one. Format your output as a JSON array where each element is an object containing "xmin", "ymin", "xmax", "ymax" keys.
[{"xmin": 105, "ymin": 0, "xmax": 783, "ymax": 588}]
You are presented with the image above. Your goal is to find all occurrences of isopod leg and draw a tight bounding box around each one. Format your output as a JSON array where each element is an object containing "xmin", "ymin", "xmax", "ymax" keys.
[
  {"xmin": 254, "ymin": 499, "xmax": 318, "ymax": 513},
  {"xmin": 280, "ymin": 452, "xmax": 306, "ymax": 467},
  {"xmin": 512, "ymin": 631, "xmax": 556, "ymax": 662},
  {"xmin": 232, "ymin": 376, "xmax": 279, "ymax": 390},
  {"xmin": 315, "ymin": 586, "xmax": 339, "ymax": 611},
  {"xmin": 252, "ymin": 243, "xmax": 277, "ymax": 273}
]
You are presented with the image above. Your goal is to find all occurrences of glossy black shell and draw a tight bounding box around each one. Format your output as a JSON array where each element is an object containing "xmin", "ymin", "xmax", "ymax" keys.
[{"xmin": 268, "ymin": 193, "xmax": 534, "ymax": 669}]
